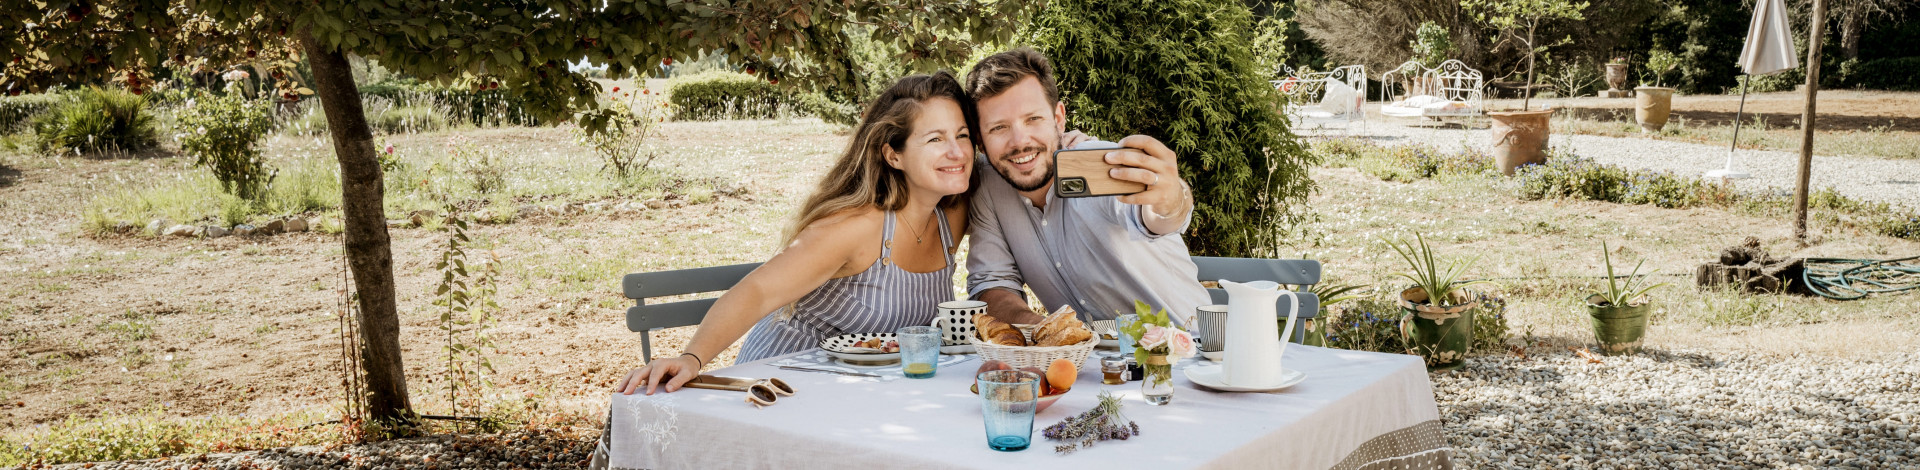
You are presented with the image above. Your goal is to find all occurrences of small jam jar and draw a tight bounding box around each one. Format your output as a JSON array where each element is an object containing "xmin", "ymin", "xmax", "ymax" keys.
[{"xmin": 1101, "ymin": 355, "xmax": 1130, "ymax": 385}]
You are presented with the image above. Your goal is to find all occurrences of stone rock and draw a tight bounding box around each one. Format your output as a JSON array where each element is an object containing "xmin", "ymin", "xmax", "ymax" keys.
[
  {"xmin": 517, "ymin": 205, "xmax": 541, "ymax": 219},
  {"xmin": 111, "ymin": 221, "xmax": 137, "ymax": 234},
  {"xmin": 408, "ymin": 210, "xmax": 437, "ymax": 227},
  {"xmin": 285, "ymin": 218, "xmax": 309, "ymax": 232},
  {"xmin": 163, "ymin": 225, "xmax": 194, "ymax": 237},
  {"xmin": 387, "ymin": 219, "xmax": 409, "ymax": 228},
  {"xmin": 583, "ymin": 202, "xmax": 605, "ymax": 212},
  {"xmin": 564, "ymin": 203, "xmax": 585, "ymax": 215},
  {"xmin": 645, "ymin": 200, "xmax": 669, "ymax": 209},
  {"xmin": 262, "ymin": 219, "xmax": 286, "ymax": 235},
  {"xmin": 668, "ymin": 200, "xmax": 686, "ymax": 208},
  {"xmin": 233, "ymin": 224, "xmax": 258, "ymax": 236},
  {"xmin": 204, "ymin": 226, "xmax": 230, "ymax": 238}
]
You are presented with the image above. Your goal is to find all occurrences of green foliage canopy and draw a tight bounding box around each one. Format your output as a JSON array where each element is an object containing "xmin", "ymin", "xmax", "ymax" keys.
[{"xmin": 1029, "ymin": 0, "xmax": 1318, "ymax": 258}]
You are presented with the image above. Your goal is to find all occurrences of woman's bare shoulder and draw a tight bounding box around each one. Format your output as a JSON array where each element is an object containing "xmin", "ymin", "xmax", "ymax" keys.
[{"xmin": 796, "ymin": 205, "xmax": 883, "ymax": 243}]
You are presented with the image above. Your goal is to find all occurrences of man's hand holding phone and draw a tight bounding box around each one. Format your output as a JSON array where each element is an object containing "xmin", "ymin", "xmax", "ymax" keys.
[{"xmin": 1104, "ymin": 135, "xmax": 1190, "ymax": 225}]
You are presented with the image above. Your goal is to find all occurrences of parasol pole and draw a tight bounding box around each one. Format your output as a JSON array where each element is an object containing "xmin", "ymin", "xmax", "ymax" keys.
[{"xmin": 1707, "ymin": 74, "xmax": 1754, "ymax": 179}]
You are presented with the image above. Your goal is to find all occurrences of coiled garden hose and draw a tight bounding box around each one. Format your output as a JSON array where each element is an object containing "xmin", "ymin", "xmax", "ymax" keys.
[{"xmin": 1801, "ymin": 256, "xmax": 1920, "ymax": 301}]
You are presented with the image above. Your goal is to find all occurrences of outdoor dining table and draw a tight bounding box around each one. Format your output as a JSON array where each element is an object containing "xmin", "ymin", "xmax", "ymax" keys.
[{"xmin": 597, "ymin": 344, "xmax": 1451, "ymax": 469}]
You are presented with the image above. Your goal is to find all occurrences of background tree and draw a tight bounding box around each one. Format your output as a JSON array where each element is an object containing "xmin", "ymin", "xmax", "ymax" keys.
[
  {"xmin": 3, "ymin": 0, "xmax": 1035, "ymax": 427},
  {"xmin": 1462, "ymin": 0, "xmax": 1589, "ymax": 109},
  {"xmin": 1029, "ymin": 0, "xmax": 1318, "ymax": 258}
]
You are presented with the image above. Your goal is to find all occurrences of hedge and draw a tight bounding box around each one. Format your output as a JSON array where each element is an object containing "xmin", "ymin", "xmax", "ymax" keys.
[
  {"xmin": 0, "ymin": 93, "xmax": 65, "ymax": 133},
  {"xmin": 666, "ymin": 72, "xmax": 793, "ymax": 121},
  {"xmin": 356, "ymin": 80, "xmax": 545, "ymax": 127},
  {"xmin": 1850, "ymin": 57, "xmax": 1920, "ymax": 91}
]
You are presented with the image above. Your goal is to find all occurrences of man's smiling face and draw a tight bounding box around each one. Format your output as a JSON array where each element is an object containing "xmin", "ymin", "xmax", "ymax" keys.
[{"xmin": 974, "ymin": 76, "xmax": 1067, "ymax": 193}]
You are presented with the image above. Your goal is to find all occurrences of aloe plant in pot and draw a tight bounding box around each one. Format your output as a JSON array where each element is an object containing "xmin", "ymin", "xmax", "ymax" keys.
[
  {"xmin": 1585, "ymin": 241, "xmax": 1670, "ymax": 355},
  {"xmin": 1388, "ymin": 233, "xmax": 1487, "ymax": 371}
]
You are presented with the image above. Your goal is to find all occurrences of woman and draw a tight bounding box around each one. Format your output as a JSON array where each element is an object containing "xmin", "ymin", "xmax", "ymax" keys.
[{"xmin": 616, "ymin": 72, "xmax": 977, "ymax": 395}]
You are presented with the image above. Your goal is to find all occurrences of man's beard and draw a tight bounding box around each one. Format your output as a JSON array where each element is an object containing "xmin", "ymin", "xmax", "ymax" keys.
[{"xmin": 992, "ymin": 142, "xmax": 1053, "ymax": 192}]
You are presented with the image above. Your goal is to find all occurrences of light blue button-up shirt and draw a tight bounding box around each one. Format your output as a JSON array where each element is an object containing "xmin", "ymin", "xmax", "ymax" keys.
[{"xmin": 964, "ymin": 142, "xmax": 1210, "ymax": 324}]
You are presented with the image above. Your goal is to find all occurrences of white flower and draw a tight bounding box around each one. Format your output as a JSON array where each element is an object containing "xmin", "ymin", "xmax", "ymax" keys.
[{"xmin": 196, "ymin": 126, "xmax": 206, "ymax": 135}]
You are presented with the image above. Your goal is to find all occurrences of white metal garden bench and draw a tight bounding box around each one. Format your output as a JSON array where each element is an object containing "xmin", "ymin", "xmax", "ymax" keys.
[
  {"xmin": 1378, "ymin": 59, "xmax": 1486, "ymax": 121},
  {"xmin": 1272, "ymin": 65, "xmax": 1369, "ymax": 135}
]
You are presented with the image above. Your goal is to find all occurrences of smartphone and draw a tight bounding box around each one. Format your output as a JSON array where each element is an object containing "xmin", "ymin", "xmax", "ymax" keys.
[{"xmin": 1053, "ymin": 147, "xmax": 1147, "ymax": 198}]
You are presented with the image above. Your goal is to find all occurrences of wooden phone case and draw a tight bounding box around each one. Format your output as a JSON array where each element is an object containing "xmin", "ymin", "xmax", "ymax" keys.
[{"xmin": 1052, "ymin": 148, "xmax": 1147, "ymax": 198}]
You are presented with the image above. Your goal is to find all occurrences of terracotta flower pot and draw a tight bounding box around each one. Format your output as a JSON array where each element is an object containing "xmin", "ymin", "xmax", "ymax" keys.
[
  {"xmin": 1603, "ymin": 63, "xmax": 1628, "ymax": 92},
  {"xmin": 1634, "ymin": 86, "xmax": 1676, "ymax": 132},
  {"xmin": 1487, "ymin": 109, "xmax": 1554, "ymax": 175}
]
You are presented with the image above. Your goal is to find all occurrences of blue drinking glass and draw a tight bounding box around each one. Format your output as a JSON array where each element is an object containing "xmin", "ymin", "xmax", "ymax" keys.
[
  {"xmin": 977, "ymin": 370, "xmax": 1040, "ymax": 451},
  {"xmin": 897, "ymin": 326, "xmax": 941, "ymax": 379},
  {"xmin": 1116, "ymin": 314, "xmax": 1140, "ymax": 357}
]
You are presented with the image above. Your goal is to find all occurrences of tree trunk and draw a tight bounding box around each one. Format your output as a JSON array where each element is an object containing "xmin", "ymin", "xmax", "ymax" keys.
[
  {"xmin": 1795, "ymin": 0, "xmax": 1829, "ymax": 244},
  {"xmin": 299, "ymin": 31, "xmax": 414, "ymax": 425},
  {"xmin": 1839, "ymin": 8, "xmax": 1861, "ymax": 61}
]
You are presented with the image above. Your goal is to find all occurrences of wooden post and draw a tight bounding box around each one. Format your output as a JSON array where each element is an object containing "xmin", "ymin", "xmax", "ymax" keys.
[{"xmin": 1793, "ymin": 0, "xmax": 1828, "ymax": 243}]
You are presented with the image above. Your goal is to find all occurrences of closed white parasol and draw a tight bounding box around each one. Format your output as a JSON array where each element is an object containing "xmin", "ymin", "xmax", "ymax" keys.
[{"xmin": 1710, "ymin": 0, "xmax": 1802, "ymax": 180}]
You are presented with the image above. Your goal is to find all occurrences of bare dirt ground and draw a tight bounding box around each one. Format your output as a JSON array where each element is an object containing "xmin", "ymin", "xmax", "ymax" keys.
[
  {"xmin": 4, "ymin": 115, "xmax": 1918, "ymax": 447},
  {"xmin": 1499, "ymin": 89, "xmax": 1920, "ymax": 132}
]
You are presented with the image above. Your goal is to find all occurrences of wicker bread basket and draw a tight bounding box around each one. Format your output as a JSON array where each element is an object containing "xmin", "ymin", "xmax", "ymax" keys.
[{"xmin": 972, "ymin": 322, "xmax": 1099, "ymax": 369}]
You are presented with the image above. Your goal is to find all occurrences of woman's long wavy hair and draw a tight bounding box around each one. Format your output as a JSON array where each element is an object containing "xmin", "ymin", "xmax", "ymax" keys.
[{"xmin": 781, "ymin": 71, "xmax": 978, "ymax": 246}]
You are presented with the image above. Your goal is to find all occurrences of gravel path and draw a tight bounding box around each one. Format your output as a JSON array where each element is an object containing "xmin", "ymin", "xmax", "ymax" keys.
[
  {"xmin": 1344, "ymin": 120, "xmax": 1920, "ymax": 210},
  {"xmin": 1437, "ymin": 347, "xmax": 1920, "ymax": 469},
  {"xmin": 32, "ymin": 430, "xmax": 594, "ymax": 470}
]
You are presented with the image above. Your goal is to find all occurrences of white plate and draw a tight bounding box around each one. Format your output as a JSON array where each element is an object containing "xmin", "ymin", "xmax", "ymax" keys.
[
  {"xmin": 1183, "ymin": 364, "xmax": 1305, "ymax": 392},
  {"xmin": 821, "ymin": 333, "xmax": 901, "ymax": 364}
]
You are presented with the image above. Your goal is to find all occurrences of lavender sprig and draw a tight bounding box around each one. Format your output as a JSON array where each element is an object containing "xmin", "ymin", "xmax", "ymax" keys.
[{"xmin": 1042, "ymin": 391, "xmax": 1139, "ymax": 454}]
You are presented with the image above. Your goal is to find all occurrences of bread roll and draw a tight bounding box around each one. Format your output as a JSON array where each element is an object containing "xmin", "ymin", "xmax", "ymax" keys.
[
  {"xmin": 1033, "ymin": 306, "xmax": 1094, "ymax": 346},
  {"xmin": 974, "ymin": 313, "xmax": 1028, "ymax": 346}
]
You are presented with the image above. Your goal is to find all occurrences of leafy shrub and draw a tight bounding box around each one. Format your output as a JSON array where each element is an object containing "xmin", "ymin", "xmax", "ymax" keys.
[
  {"xmin": 0, "ymin": 92, "xmax": 64, "ymax": 133},
  {"xmin": 444, "ymin": 136, "xmax": 508, "ymax": 195},
  {"xmin": 1316, "ymin": 292, "xmax": 1510, "ymax": 355},
  {"xmin": 1410, "ymin": 21, "xmax": 1454, "ymax": 69},
  {"xmin": 1034, "ymin": 0, "xmax": 1317, "ymax": 257},
  {"xmin": 1513, "ymin": 152, "xmax": 1732, "ymax": 208},
  {"xmin": 33, "ymin": 87, "xmax": 158, "ymax": 154},
  {"xmin": 358, "ymin": 80, "xmax": 540, "ymax": 127},
  {"xmin": 574, "ymin": 90, "xmax": 665, "ymax": 178},
  {"xmin": 369, "ymin": 106, "xmax": 450, "ymax": 134},
  {"xmin": 176, "ymin": 92, "xmax": 276, "ymax": 200},
  {"xmin": 666, "ymin": 72, "xmax": 792, "ymax": 120},
  {"xmin": 1849, "ymin": 57, "xmax": 1920, "ymax": 91}
]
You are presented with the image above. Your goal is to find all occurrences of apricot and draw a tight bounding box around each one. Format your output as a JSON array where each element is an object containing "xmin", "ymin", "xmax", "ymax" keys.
[
  {"xmin": 1019, "ymin": 366, "xmax": 1049, "ymax": 395},
  {"xmin": 1046, "ymin": 358, "xmax": 1077, "ymax": 393}
]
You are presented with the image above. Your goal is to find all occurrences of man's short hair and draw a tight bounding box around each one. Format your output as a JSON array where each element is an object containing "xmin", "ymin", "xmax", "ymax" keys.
[{"xmin": 965, "ymin": 47, "xmax": 1060, "ymax": 105}]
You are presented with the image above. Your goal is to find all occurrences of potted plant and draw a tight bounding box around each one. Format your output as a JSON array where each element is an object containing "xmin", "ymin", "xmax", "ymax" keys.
[
  {"xmin": 1585, "ymin": 241, "xmax": 1669, "ymax": 355},
  {"xmin": 1301, "ymin": 281, "xmax": 1366, "ymax": 347},
  {"xmin": 1388, "ymin": 233, "xmax": 1486, "ymax": 371},
  {"xmin": 1465, "ymin": 0, "xmax": 1588, "ymax": 175},
  {"xmin": 1635, "ymin": 49, "xmax": 1681, "ymax": 132},
  {"xmin": 1602, "ymin": 56, "xmax": 1629, "ymax": 97}
]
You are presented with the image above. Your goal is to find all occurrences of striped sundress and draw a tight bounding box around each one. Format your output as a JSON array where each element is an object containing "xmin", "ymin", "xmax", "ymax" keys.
[{"xmin": 734, "ymin": 210, "xmax": 956, "ymax": 363}]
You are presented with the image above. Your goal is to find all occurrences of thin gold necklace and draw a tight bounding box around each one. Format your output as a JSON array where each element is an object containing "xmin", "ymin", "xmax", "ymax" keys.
[{"xmin": 903, "ymin": 208, "xmax": 937, "ymax": 244}]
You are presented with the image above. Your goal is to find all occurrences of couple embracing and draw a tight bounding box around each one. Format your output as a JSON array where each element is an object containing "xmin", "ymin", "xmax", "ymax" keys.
[{"xmin": 617, "ymin": 48, "xmax": 1210, "ymax": 395}]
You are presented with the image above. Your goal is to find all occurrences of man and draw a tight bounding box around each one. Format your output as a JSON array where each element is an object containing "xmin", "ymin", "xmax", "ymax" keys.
[{"xmin": 963, "ymin": 48, "xmax": 1210, "ymax": 325}]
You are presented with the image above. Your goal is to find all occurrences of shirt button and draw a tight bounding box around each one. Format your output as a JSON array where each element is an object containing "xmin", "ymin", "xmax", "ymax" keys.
[
  {"xmin": 1041, "ymin": 220, "xmax": 1048, "ymax": 227},
  {"xmin": 1055, "ymin": 262, "xmax": 1062, "ymax": 268}
]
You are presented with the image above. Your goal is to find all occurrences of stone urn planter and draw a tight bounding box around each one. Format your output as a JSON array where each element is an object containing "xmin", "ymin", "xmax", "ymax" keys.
[
  {"xmin": 1601, "ymin": 63, "xmax": 1629, "ymax": 98},
  {"xmin": 1584, "ymin": 294, "xmax": 1651, "ymax": 355},
  {"xmin": 1634, "ymin": 86, "xmax": 1676, "ymax": 132},
  {"xmin": 1487, "ymin": 108, "xmax": 1554, "ymax": 175},
  {"xmin": 1397, "ymin": 287, "xmax": 1478, "ymax": 372}
]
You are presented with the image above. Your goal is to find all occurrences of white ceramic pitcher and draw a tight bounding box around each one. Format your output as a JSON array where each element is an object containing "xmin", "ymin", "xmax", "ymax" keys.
[{"xmin": 1219, "ymin": 280, "xmax": 1300, "ymax": 387}]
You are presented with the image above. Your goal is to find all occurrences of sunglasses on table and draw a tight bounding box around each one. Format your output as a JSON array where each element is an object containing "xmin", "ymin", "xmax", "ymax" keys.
[{"xmin": 682, "ymin": 375, "xmax": 795, "ymax": 408}]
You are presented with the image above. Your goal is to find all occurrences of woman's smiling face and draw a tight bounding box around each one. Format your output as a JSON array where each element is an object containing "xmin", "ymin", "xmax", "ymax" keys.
[{"xmin": 888, "ymin": 96, "xmax": 974, "ymax": 197}]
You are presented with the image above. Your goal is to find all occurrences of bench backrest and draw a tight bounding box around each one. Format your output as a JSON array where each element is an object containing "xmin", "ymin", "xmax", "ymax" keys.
[
  {"xmin": 1192, "ymin": 256, "xmax": 1323, "ymax": 343},
  {"xmin": 622, "ymin": 262, "xmax": 761, "ymax": 360}
]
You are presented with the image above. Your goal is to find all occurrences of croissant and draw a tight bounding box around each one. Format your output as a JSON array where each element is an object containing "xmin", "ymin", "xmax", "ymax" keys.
[
  {"xmin": 1033, "ymin": 306, "xmax": 1094, "ymax": 346},
  {"xmin": 974, "ymin": 313, "xmax": 1028, "ymax": 346}
]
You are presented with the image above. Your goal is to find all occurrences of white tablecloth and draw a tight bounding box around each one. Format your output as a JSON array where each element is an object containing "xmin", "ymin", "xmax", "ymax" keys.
[{"xmin": 596, "ymin": 345, "xmax": 1451, "ymax": 469}]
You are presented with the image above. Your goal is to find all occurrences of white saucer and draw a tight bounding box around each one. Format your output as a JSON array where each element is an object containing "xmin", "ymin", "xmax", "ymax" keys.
[
  {"xmin": 939, "ymin": 344, "xmax": 976, "ymax": 355},
  {"xmin": 1183, "ymin": 364, "xmax": 1305, "ymax": 392}
]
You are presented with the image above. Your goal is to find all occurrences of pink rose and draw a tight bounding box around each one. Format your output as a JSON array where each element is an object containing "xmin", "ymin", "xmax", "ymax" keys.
[
  {"xmin": 1167, "ymin": 328, "xmax": 1197, "ymax": 359},
  {"xmin": 1138, "ymin": 324, "xmax": 1168, "ymax": 350}
]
